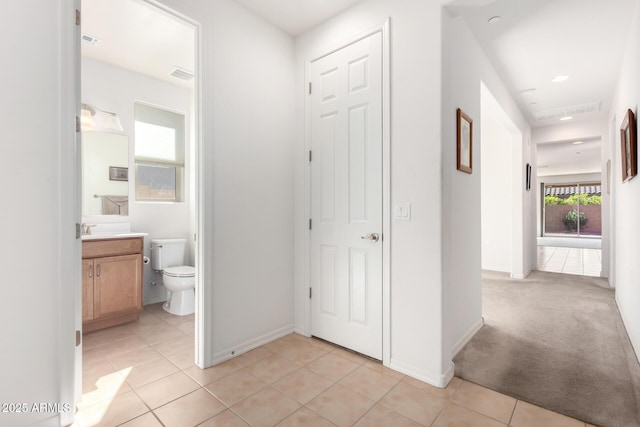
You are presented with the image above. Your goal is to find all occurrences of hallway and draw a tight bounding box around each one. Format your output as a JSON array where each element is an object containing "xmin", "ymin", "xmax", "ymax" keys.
[{"xmin": 454, "ymin": 270, "xmax": 640, "ymax": 427}]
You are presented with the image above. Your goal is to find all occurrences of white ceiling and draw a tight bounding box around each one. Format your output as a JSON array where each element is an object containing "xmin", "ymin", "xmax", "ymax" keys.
[
  {"xmin": 233, "ymin": 0, "xmax": 362, "ymax": 36},
  {"xmin": 82, "ymin": 0, "xmax": 638, "ymax": 177},
  {"xmin": 450, "ymin": 0, "xmax": 637, "ymax": 128},
  {"xmin": 81, "ymin": 0, "xmax": 195, "ymax": 88},
  {"xmin": 537, "ymin": 138, "xmax": 602, "ymax": 177}
]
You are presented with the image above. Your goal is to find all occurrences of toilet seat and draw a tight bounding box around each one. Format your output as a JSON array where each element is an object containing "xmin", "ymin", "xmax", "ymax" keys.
[{"xmin": 163, "ymin": 266, "xmax": 195, "ymax": 278}]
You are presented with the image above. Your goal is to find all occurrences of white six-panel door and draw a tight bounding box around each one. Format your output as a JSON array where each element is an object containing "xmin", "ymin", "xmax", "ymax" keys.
[{"xmin": 310, "ymin": 31, "xmax": 383, "ymax": 359}]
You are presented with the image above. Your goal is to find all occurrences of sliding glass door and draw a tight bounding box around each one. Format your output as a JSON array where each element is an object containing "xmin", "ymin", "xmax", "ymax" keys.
[{"xmin": 543, "ymin": 183, "xmax": 601, "ymax": 238}]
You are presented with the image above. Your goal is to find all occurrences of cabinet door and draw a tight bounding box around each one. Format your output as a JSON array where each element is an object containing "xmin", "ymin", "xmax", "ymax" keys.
[
  {"xmin": 94, "ymin": 254, "xmax": 142, "ymax": 319},
  {"xmin": 82, "ymin": 259, "xmax": 94, "ymax": 322}
]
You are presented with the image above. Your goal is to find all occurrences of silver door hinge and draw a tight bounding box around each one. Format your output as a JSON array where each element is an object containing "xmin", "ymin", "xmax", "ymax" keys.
[
  {"xmin": 309, "ymin": 150, "xmax": 312, "ymax": 162},
  {"xmin": 193, "ymin": 233, "xmax": 197, "ymax": 242},
  {"xmin": 76, "ymin": 330, "xmax": 81, "ymax": 347},
  {"xmin": 308, "ymin": 82, "xmax": 312, "ymax": 94},
  {"xmin": 75, "ymin": 116, "xmax": 80, "ymax": 132},
  {"xmin": 75, "ymin": 9, "xmax": 81, "ymax": 26},
  {"xmin": 309, "ymin": 287, "xmax": 312, "ymax": 299},
  {"xmin": 309, "ymin": 219, "xmax": 312, "ymax": 230},
  {"xmin": 75, "ymin": 223, "xmax": 81, "ymax": 239}
]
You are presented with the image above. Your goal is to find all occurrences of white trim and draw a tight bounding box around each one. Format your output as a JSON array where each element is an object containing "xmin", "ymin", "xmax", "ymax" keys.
[
  {"xmin": 211, "ymin": 325, "xmax": 295, "ymax": 364},
  {"xmin": 510, "ymin": 273, "xmax": 525, "ymax": 280},
  {"xmin": 616, "ymin": 294, "xmax": 640, "ymax": 365},
  {"xmin": 301, "ymin": 20, "xmax": 392, "ymax": 362},
  {"xmin": 381, "ymin": 19, "xmax": 392, "ymax": 367},
  {"xmin": 124, "ymin": 0, "xmax": 208, "ymax": 369},
  {"xmin": 450, "ymin": 318, "xmax": 484, "ymax": 359},
  {"xmin": 61, "ymin": 0, "xmax": 81, "ymax": 425},
  {"xmin": 390, "ymin": 358, "xmax": 455, "ymax": 388}
]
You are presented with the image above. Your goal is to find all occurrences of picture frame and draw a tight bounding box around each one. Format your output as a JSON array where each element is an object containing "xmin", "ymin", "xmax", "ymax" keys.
[
  {"xmin": 525, "ymin": 163, "xmax": 532, "ymax": 191},
  {"xmin": 620, "ymin": 109, "xmax": 637, "ymax": 183},
  {"xmin": 109, "ymin": 166, "xmax": 128, "ymax": 181},
  {"xmin": 456, "ymin": 108, "xmax": 473, "ymax": 174}
]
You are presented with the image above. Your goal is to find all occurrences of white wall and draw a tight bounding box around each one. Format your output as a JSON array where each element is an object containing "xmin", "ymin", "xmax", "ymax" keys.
[
  {"xmin": 295, "ymin": 0, "xmax": 450, "ymax": 385},
  {"xmin": 158, "ymin": 0, "xmax": 296, "ymax": 362},
  {"xmin": 441, "ymin": 13, "xmax": 533, "ymax": 364},
  {"xmin": 0, "ymin": 1, "xmax": 78, "ymax": 425},
  {"xmin": 481, "ymin": 110, "xmax": 513, "ymax": 273},
  {"xmin": 82, "ymin": 57, "xmax": 193, "ymax": 305},
  {"xmin": 608, "ymin": 0, "xmax": 640, "ymax": 358}
]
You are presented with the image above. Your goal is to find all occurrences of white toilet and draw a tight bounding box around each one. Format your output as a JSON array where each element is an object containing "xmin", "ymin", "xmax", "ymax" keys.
[{"xmin": 151, "ymin": 238, "xmax": 195, "ymax": 316}]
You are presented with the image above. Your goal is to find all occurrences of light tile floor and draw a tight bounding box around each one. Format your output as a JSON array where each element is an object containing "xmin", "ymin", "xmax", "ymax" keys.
[
  {"xmin": 537, "ymin": 246, "xmax": 602, "ymax": 277},
  {"xmin": 75, "ymin": 303, "xmax": 596, "ymax": 426}
]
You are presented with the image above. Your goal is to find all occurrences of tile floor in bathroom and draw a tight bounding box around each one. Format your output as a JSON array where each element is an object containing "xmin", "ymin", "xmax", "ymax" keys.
[{"xmin": 75, "ymin": 303, "xmax": 594, "ymax": 427}]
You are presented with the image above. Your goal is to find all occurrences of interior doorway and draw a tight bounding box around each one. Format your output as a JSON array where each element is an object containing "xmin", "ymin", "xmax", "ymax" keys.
[
  {"xmin": 76, "ymin": 0, "xmax": 205, "ymax": 410},
  {"xmin": 480, "ymin": 82, "xmax": 526, "ymax": 278}
]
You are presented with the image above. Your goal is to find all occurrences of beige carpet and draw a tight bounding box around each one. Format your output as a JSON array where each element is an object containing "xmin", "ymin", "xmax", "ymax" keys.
[{"xmin": 454, "ymin": 270, "xmax": 640, "ymax": 427}]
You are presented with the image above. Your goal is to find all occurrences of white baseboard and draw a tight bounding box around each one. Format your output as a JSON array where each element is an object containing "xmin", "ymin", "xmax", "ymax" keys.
[
  {"xmin": 615, "ymin": 294, "xmax": 640, "ymax": 365},
  {"xmin": 451, "ymin": 317, "xmax": 484, "ymax": 358},
  {"xmin": 293, "ymin": 326, "xmax": 310, "ymax": 337},
  {"xmin": 211, "ymin": 324, "xmax": 295, "ymax": 365},
  {"xmin": 510, "ymin": 273, "xmax": 525, "ymax": 279},
  {"xmin": 389, "ymin": 358, "xmax": 454, "ymax": 388}
]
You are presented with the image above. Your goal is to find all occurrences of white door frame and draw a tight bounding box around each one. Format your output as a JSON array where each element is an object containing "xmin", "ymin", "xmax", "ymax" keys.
[
  {"xmin": 302, "ymin": 20, "xmax": 391, "ymax": 364},
  {"xmin": 143, "ymin": 0, "xmax": 210, "ymax": 370},
  {"xmin": 60, "ymin": 0, "xmax": 81, "ymax": 424},
  {"xmin": 63, "ymin": 8, "xmax": 209, "ymax": 419}
]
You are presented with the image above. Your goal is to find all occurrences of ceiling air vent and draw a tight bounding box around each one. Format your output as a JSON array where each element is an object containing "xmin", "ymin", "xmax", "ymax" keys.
[
  {"xmin": 170, "ymin": 67, "xmax": 194, "ymax": 81},
  {"xmin": 81, "ymin": 33, "xmax": 100, "ymax": 47},
  {"xmin": 533, "ymin": 101, "xmax": 602, "ymax": 122}
]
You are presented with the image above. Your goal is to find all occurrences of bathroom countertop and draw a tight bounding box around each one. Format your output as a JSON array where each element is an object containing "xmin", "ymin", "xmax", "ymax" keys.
[{"xmin": 81, "ymin": 232, "xmax": 148, "ymax": 241}]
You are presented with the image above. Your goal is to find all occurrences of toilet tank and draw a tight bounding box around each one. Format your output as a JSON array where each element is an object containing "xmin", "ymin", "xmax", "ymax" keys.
[{"xmin": 151, "ymin": 238, "xmax": 187, "ymax": 271}]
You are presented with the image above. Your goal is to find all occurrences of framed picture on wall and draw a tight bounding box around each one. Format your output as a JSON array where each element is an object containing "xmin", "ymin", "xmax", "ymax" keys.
[
  {"xmin": 457, "ymin": 108, "xmax": 473, "ymax": 174},
  {"xmin": 109, "ymin": 166, "xmax": 129, "ymax": 182},
  {"xmin": 621, "ymin": 108, "xmax": 637, "ymax": 183}
]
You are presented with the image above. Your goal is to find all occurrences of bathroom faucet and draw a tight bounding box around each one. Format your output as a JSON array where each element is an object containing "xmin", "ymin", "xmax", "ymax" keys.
[{"xmin": 81, "ymin": 223, "xmax": 96, "ymax": 235}]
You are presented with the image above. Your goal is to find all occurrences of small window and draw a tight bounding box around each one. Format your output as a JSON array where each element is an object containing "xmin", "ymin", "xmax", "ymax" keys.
[{"xmin": 134, "ymin": 103, "xmax": 185, "ymax": 202}]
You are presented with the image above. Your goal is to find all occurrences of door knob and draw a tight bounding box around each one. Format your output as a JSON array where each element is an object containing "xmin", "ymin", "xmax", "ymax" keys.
[{"xmin": 361, "ymin": 233, "xmax": 380, "ymax": 242}]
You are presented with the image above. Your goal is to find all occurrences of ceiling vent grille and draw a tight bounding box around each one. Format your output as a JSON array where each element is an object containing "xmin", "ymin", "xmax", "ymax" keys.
[
  {"xmin": 533, "ymin": 101, "xmax": 602, "ymax": 122},
  {"xmin": 170, "ymin": 67, "xmax": 194, "ymax": 81},
  {"xmin": 81, "ymin": 33, "xmax": 100, "ymax": 47}
]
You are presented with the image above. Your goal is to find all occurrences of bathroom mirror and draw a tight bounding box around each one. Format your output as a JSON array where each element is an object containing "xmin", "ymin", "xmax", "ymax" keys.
[{"xmin": 82, "ymin": 132, "xmax": 129, "ymax": 216}]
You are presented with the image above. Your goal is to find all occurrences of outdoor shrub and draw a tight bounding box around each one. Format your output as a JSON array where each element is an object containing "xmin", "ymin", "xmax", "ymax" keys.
[
  {"xmin": 545, "ymin": 195, "xmax": 566, "ymax": 206},
  {"xmin": 545, "ymin": 194, "xmax": 601, "ymax": 206},
  {"xmin": 563, "ymin": 209, "xmax": 588, "ymax": 231}
]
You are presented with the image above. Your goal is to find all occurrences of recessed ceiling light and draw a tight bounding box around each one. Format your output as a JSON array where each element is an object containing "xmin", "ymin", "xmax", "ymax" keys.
[
  {"xmin": 560, "ymin": 116, "xmax": 573, "ymax": 121},
  {"xmin": 572, "ymin": 141, "xmax": 584, "ymax": 145},
  {"xmin": 552, "ymin": 75, "xmax": 570, "ymax": 83},
  {"xmin": 520, "ymin": 88, "xmax": 536, "ymax": 95},
  {"xmin": 488, "ymin": 16, "xmax": 502, "ymax": 24},
  {"xmin": 576, "ymin": 152, "xmax": 582, "ymax": 155}
]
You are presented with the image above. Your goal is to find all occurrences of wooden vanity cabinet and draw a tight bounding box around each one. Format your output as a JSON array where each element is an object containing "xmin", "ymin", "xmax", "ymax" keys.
[{"xmin": 82, "ymin": 237, "xmax": 143, "ymax": 333}]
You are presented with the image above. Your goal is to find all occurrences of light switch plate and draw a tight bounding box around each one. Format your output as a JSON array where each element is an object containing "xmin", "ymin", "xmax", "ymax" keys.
[{"xmin": 393, "ymin": 203, "xmax": 411, "ymax": 221}]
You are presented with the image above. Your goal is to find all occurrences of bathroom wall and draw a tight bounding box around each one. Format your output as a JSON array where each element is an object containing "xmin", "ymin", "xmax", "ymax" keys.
[{"xmin": 82, "ymin": 57, "xmax": 193, "ymax": 305}]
